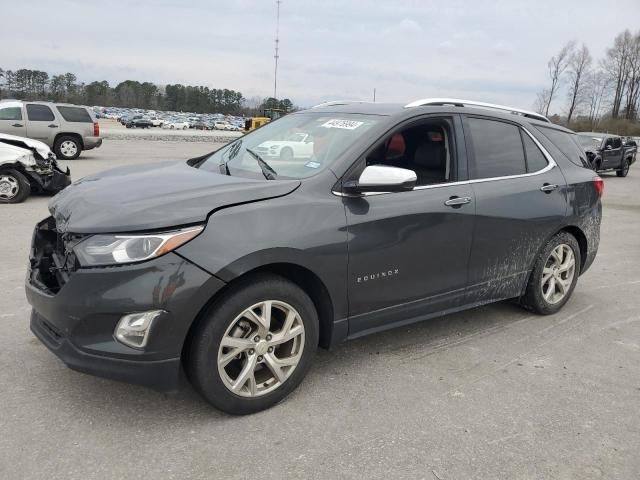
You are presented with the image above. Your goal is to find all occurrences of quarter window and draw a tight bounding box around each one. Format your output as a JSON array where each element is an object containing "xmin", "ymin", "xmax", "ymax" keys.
[
  {"xmin": 467, "ymin": 118, "xmax": 526, "ymax": 179},
  {"xmin": 0, "ymin": 107, "xmax": 22, "ymax": 121},
  {"xmin": 535, "ymin": 126, "xmax": 590, "ymax": 168},
  {"xmin": 521, "ymin": 132, "xmax": 548, "ymax": 172},
  {"xmin": 56, "ymin": 106, "xmax": 93, "ymax": 123},
  {"xmin": 26, "ymin": 104, "xmax": 55, "ymax": 122}
]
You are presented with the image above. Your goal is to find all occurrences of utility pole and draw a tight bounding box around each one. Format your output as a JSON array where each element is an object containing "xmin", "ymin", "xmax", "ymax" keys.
[
  {"xmin": 273, "ymin": 0, "xmax": 281, "ymax": 100},
  {"xmin": 373, "ymin": 88, "xmax": 376, "ymax": 103}
]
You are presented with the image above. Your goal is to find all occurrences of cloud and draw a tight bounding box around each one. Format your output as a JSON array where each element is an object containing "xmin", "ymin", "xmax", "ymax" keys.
[{"xmin": 2, "ymin": 0, "xmax": 640, "ymax": 112}]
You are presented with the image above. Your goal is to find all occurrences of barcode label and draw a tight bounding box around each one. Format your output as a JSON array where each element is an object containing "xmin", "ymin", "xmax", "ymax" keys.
[{"xmin": 321, "ymin": 119, "xmax": 364, "ymax": 130}]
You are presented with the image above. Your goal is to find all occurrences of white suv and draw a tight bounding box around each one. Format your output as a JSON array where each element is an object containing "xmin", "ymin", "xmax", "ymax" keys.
[{"xmin": 0, "ymin": 100, "xmax": 102, "ymax": 159}]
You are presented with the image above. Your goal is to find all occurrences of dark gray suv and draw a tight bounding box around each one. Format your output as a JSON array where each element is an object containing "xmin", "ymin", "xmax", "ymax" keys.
[{"xmin": 26, "ymin": 99, "xmax": 602, "ymax": 414}]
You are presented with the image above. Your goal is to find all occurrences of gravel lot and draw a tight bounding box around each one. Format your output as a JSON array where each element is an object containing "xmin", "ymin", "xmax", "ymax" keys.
[{"xmin": 1, "ymin": 138, "xmax": 639, "ymax": 479}]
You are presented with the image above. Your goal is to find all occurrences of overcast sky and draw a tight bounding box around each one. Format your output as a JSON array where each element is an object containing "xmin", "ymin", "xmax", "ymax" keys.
[{"xmin": 3, "ymin": 0, "xmax": 639, "ymax": 112}]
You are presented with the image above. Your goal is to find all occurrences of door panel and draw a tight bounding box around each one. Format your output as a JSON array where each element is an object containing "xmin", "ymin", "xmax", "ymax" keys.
[
  {"xmin": 25, "ymin": 104, "xmax": 58, "ymax": 144},
  {"xmin": 0, "ymin": 105, "xmax": 26, "ymax": 137},
  {"xmin": 466, "ymin": 166, "xmax": 567, "ymax": 302},
  {"xmin": 345, "ymin": 184, "xmax": 474, "ymax": 336}
]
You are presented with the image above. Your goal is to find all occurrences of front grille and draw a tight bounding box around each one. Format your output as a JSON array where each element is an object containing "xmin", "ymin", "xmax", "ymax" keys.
[{"xmin": 29, "ymin": 217, "xmax": 81, "ymax": 294}]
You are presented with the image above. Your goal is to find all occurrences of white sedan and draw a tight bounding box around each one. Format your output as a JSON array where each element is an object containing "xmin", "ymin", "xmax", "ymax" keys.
[
  {"xmin": 255, "ymin": 133, "xmax": 314, "ymax": 160},
  {"xmin": 162, "ymin": 121, "xmax": 189, "ymax": 130}
]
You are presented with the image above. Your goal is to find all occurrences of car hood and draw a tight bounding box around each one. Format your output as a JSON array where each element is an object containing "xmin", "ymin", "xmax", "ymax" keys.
[
  {"xmin": 0, "ymin": 133, "xmax": 53, "ymax": 160},
  {"xmin": 49, "ymin": 160, "xmax": 301, "ymax": 234}
]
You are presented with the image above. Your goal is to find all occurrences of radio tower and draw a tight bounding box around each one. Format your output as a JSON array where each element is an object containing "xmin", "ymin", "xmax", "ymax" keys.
[{"xmin": 273, "ymin": 0, "xmax": 281, "ymax": 99}]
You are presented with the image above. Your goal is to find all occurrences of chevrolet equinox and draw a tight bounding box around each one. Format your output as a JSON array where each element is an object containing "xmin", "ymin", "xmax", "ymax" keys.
[{"xmin": 26, "ymin": 99, "xmax": 602, "ymax": 414}]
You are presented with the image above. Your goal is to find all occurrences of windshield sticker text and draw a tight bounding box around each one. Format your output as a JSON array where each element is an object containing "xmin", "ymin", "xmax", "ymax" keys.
[{"xmin": 321, "ymin": 119, "xmax": 364, "ymax": 130}]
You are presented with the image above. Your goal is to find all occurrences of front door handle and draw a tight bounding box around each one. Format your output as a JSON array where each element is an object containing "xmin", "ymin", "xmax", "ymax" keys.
[
  {"xmin": 48, "ymin": 124, "xmax": 58, "ymax": 128},
  {"xmin": 12, "ymin": 123, "xmax": 23, "ymax": 127},
  {"xmin": 444, "ymin": 196, "xmax": 472, "ymax": 207},
  {"xmin": 540, "ymin": 183, "xmax": 559, "ymax": 193}
]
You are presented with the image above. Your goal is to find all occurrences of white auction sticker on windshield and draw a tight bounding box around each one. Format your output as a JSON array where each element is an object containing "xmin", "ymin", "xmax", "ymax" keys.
[{"xmin": 321, "ymin": 119, "xmax": 364, "ymax": 130}]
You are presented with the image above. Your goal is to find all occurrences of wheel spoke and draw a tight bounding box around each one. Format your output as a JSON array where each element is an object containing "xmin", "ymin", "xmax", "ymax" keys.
[
  {"xmin": 231, "ymin": 353, "xmax": 257, "ymax": 393},
  {"xmin": 272, "ymin": 324, "xmax": 303, "ymax": 346},
  {"xmin": 263, "ymin": 353, "xmax": 287, "ymax": 382}
]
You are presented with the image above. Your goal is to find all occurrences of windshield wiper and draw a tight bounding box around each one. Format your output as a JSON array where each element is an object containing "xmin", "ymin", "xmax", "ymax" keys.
[{"xmin": 246, "ymin": 148, "xmax": 278, "ymax": 180}]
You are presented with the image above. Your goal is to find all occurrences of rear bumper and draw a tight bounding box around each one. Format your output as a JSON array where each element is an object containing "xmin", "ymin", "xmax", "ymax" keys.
[{"xmin": 83, "ymin": 137, "xmax": 102, "ymax": 150}]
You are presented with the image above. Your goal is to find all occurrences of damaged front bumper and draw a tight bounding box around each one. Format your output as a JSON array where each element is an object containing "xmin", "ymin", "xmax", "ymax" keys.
[{"xmin": 28, "ymin": 163, "xmax": 71, "ymax": 194}]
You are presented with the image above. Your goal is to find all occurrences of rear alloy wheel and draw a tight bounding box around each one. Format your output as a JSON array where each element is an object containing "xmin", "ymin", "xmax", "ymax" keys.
[
  {"xmin": 521, "ymin": 232, "xmax": 581, "ymax": 315},
  {"xmin": 0, "ymin": 169, "xmax": 31, "ymax": 203},
  {"xmin": 188, "ymin": 274, "xmax": 318, "ymax": 415},
  {"xmin": 54, "ymin": 136, "xmax": 81, "ymax": 160},
  {"xmin": 617, "ymin": 159, "xmax": 630, "ymax": 177}
]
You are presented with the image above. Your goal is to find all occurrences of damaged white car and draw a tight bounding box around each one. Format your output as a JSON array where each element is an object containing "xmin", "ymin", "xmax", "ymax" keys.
[{"xmin": 0, "ymin": 133, "xmax": 71, "ymax": 203}]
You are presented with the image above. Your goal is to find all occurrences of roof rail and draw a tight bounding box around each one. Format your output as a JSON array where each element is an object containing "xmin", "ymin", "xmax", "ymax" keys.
[
  {"xmin": 311, "ymin": 100, "xmax": 372, "ymax": 109},
  {"xmin": 404, "ymin": 98, "xmax": 550, "ymax": 123}
]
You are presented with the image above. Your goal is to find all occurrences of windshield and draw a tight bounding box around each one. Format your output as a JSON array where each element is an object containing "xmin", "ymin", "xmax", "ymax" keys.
[
  {"xmin": 576, "ymin": 135, "xmax": 602, "ymax": 149},
  {"xmin": 196, "ymin": 112, "xmax": 380, "ymax": 179}
]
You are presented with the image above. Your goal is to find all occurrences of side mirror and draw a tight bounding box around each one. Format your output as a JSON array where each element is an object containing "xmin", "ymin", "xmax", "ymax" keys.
[
  {"xmin": 605, "ymin": 144, "xmax": 613, "ymax": 150},
  {"xmin": 343, "ymin": 165, "xmax": 417, "ymax": 194}
]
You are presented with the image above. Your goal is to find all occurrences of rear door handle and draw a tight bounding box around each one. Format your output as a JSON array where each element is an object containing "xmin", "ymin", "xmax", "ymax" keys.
[
  {"xmin": 540, "ymin": 183, "xmax": 559, "ymax": 193},
  {"xmin": 48, "ymin": 124, "xmax": 58, "ymax": 128},
  {"xmin": 12, "ymin": 123, "xmax": 23, "ymax": 127},
  {"xmin": 444, "ymin": 196, "xmax": 472, "ymax": 207}
]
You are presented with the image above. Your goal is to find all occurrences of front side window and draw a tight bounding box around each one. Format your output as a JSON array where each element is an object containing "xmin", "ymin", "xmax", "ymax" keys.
[
  {"xmin": 364, "ymin": 118, "xmax": 455, "ymax": 186},
  {"xmin": 197, "ymin": 113, "xmax": 380, "ymax": 179},
  {"xmin": 26, "ymin": 104, "xmax": 55, "ymax": 122},
  {"xmin": 466, "ymin": 117, "xmax": 526, "ymax": 179},
  {"xmin": 612, "ymin": 137, "xmax": 622, "ymax": 149},
  {"xmin": 0, "ymin": 106, "xmax": 22, "ymax": 121}
]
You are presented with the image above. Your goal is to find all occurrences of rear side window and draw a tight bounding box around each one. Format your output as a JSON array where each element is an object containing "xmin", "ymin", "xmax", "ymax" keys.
[
  {"xmin": 26, "ymin": 104, "xmax": 55, "ymax": 122},
  {"xmin": 467, "ymin": 117, "xmax": 526, "ymax": 179},
  {"xmin": 612, "ymin": 137, "xmax": 622, "ymax": 149},
  {"xmin": 56, "ymin": 106, "xmax": 93, "ymax": 123},
  {"xmin": 535, "ymin": 126, "xmax": 590, "ymax": 168},
  {"xmin": 521, "ymin": 132, "xmax": 548, "ymax": 172},
  {"xmin": 0, "ymin": 107, "xmax": 22, "ymax": 120}
]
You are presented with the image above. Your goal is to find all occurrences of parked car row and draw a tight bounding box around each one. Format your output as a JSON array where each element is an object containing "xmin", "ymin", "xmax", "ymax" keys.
[{"xmin": 94, "ymin": 106, "xmax": 245, "ymax": 131}]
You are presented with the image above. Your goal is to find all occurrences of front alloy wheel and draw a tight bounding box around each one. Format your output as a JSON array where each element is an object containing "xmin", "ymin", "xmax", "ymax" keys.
[
  {"xmin": 188, "ymin": 274, "xmax": 318, "ymax": 415},
  {"xmin": 218, "ymin": 301, "xmax": 305, "ymax": 397}
]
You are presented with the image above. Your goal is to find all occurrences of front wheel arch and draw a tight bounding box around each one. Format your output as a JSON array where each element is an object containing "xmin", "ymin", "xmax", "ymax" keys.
[{"xmin": 181, "ymin": 262, "xmax": 336, "ymax": 368}]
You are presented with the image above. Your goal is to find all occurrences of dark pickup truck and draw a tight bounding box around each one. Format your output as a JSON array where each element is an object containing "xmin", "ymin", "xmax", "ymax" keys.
[{"xmin": 576, "ymin": 132, "xmax": 636, "ymax": 177}]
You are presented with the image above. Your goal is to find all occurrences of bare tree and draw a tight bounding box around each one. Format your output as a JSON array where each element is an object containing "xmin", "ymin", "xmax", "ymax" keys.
[
  {"xmin": 565, "ymin": 44, "xmax": 592, "ymax": 124},
  {"xmin": 603, "ymin": 30, "xmax": 634, "ymax": 118},
  {"xmin": 534, "ymin": 89, "xmax": 551, "ymax": 114},
  {"xmin": 622, "ymin": 31, "xmax": 640, "ymax": 120},
  {"xmin": 585, "ymin": 70, "xmax": 610, "ymax": 130},
  {"xmin": 539, "ymin": 41, "xmax": 575, "ymax": 116}
]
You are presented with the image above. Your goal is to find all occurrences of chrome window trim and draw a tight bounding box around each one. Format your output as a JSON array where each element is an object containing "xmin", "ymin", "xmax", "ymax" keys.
[{"xmin": 332, "ymin": 125, "xmax": 557, "ymax": 198}]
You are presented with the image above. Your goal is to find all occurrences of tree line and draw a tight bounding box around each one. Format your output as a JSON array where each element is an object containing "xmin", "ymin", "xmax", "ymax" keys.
[
  {"xmin": 535, "ymin": 29, "xmax": 640, "ymax": 134},
  {"xmin": 0, "ymin": 68, "xmax": 295, "ymax": 115}
]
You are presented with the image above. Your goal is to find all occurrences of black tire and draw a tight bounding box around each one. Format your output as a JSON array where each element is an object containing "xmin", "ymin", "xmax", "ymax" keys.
[
  {"xmin": 280, "ymin": 147, "xmax": 294, "ymax": 161},
  {"xmin": 617, "ymin": 158, "xmax": 630, "ymax": 177},
  {"xmin": 520, "ymin": 232, "xmax": 581, "ymax": 315},
  {"xmin": 54, "ymin": 135, "xmax": 82, "ymax": 160},
  {"xmin": 0, "ymin": 169, "xmax": 31, "ymax": 203},
  {"xmin": 187, "ymin": 274, "xmax": 319, "ymax": 415}
]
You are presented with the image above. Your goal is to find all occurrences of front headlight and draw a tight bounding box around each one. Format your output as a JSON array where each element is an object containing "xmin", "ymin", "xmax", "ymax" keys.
[{"xmin": 74, "ymin": 226, "xmax": 203, "ymax": 267}]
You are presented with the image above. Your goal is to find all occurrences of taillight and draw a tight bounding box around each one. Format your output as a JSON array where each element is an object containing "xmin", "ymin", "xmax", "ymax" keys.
[
  {"xmin": 592, "ymin": 176, "xmax": 604, "ymax": 198},
  {"xmin": 93, "ymin": 122, "xmax": 100, "ymax": 137}
]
